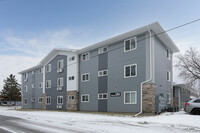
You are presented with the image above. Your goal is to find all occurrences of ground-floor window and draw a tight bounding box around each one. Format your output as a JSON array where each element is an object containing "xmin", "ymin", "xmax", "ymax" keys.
[
  {"xmin": 68, "ymin": 95, "xmax": 75, "ymax": 100},
  {"xmin": 46, "ymin": 96, "xmax": 51, "ymax": 105},
  {"xmin": 81, "ymin": 94, "xmax": 89, "ymax": 102},
  {"xmin": 167, "ymin": 93, "xmax": 171, "ymax": 104},
  {"xmin": 124, "ymin": 91, "xmax": 137, "ymax": 104},
  {"xmin": 98, "ymin": 93, "xmax": 108, "ymax": 100},
  {"xmin": 24, "ymin": 98, "xmax": 28, "ymax": 105},
  {"xmin": 57, "ymin": 96, "xmax": 63, "ymax": 105},
  {"xmin": 38, "ymin": 97, "xmax": 43, "ymax": 103}
]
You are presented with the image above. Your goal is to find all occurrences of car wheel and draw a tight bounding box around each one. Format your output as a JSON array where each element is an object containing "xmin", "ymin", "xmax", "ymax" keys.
[{"xmin": 192, "ymin": 109, "xmax": 200, "ymax": 115}]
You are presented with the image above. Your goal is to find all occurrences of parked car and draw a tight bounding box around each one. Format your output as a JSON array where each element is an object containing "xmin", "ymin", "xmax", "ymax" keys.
[{"xmin": 184, "ymin": 98, "xmax": 200, "ymax": 115}]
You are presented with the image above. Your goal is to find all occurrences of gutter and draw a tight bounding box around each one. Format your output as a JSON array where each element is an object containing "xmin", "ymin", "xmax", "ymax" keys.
[{"xmin": 135, "ymin": 26, "xmax": 153, "ymax": 116}]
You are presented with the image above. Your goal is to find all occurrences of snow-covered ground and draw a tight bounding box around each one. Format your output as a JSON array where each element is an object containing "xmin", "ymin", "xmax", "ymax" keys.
[{"xmin": 0, "ymin": 106, "xmax": 200, "ymax": 133}]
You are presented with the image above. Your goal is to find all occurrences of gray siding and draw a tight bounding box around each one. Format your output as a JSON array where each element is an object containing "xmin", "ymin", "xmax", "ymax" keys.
[
  {"xmin": 45, "ymin": 55, "xmax": 67, "ymax": 110},
  {"xmin": 154, "ymin": 36, "xmax": 173, "ymax": 101}
]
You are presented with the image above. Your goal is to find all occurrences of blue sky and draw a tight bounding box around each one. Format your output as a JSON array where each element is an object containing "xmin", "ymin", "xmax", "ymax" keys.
[{"xmin": 0, "ymin": 0, "xmax": 200, "ymax": 89}]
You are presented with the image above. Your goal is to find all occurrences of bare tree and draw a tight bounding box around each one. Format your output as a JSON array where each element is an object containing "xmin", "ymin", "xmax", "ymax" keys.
[{"xmin": 175, "ymin": 47, "xmax": 200, "ymax": 95}]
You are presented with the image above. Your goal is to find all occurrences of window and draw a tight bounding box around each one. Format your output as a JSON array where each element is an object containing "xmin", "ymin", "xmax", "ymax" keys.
[
  {"xmin": 46, "ymin": 96, "xmax": 51, "ymax": 105},
  {"xmin": 81, "ymin": 73, "xmax": 90, "ymax": 82},
  {"xmin": 38, "ymin": 97, "xmax": 43, "ymax": 103},
  {"xmin": 57, "ymin": 78, "xmax": 63, "ymax": 87},
  {"xmin": 32, "ymin": 71, "xmax": 35, "ymax": 74},
  {"xmin": 124, "ymin": 91, "xmax": 137, "ymax": 104},
  {"xmin": 81, "ymin": 94, "xmax": 89, "ymax": 102},
  {"xmin": 46, "ymin": 64, "xmax": 51, "ymax": 72},
  {"xmin": 24, "ymin": 85, "xmax": 28, "ymax": 92},
  {"xmin": 167, "ymin": 49, "xmax": 170, "ymax": 59},
  {"xmin": 57, "ymin": 96, "xmax": 63, "ymax": 105},
  {"xmin": 69, "ymin": 76, "xmax": 75, "ymax": 81},
  {"xmin": 124, "ymin": 64, "xmax": 137, "ymax": 78},
  {"xmin": 39, "ymin": 82, "xmax": 43, "ymax": 88},
  {"xmin": 98, "ymin": 93, "xmax": 108, "ymax": 100},
  {"xmin": 46, "ymin": 80, "xmax": 51, "ymax": 88},
  {"xmin": 167, "ymin": 93, "xmax": 171, "ymax": 104},
  {"xmin": 124, "ymin": 37, "xmax": 137, "ymax": 52},
  {"xmin": 68, "ymin": 95, "xmax": 75, "ymax": 100},
  {"xmin": 24, "ymin": 73, "xmax": 28, "ymax": 79},
  {"xmin": 32, "ymin": 84, "xmax": 35, "ymax": 88},
  {"xmin": 31, "ymin": 98, "xmax": 35, "ymax": 102},
  {"xmin": 98, "ymin": 46, "xmax": 108, "ymax": 54},
  {"xmin": 167, "ymin": 71, "xmax": 170, "ymax": 81},
  {"xmin": 193, "ymin": 99, "xmax": 200, "ymax": 103},
  {"xmin": 39, "ymin": 68, "xmax": 43, "ymax": 74},
  {"xmin": 69, "ymin": 56, "xmax": 75, "ymax": 61},
  {"xmin": 82, "ymin": 52, "xmax": 90, "ymax": 61},
  {"xmin": 57, "ymin": 60, "xmax": 64, "ymax": 69},
  {"xmin": 24, "ymin": 98, "xmax": 27, "ymax": 105},
  {"xmin": 98, "ymin": 70, "xmax": 108, "ymax": 77}
]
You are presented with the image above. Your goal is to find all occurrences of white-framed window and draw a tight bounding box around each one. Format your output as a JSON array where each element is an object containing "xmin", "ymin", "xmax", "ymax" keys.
[
  {"xmin": 124, "ymin": 37, "xmax": 137, "ymax": 52},
  {"xmin": 57, "ymin": 96, "xmax": 63, "ymax": 105},
  {"xmin": 167, "ymin": 93, "xmax": 171, "ymax": 104},
  {"xmin": 98, "ymin": 93, "xmax": 108, "ymax": 100},
  {"xmin": 98, "ymin": 70, "xmax": 108, "ymax": 77},
  {"xmin": 68, "ymin": 95, "xmax": 75, "ymax": 100},
  {"xmin": 167, "ymin": 71, "xmax": 170, "ymax": 81},
  {"xmin": 167, "ymin": 49, "xmax": 170, "ymax": 60},
  {"xmin": 82, "ymin": 52, "xmax": 90, "ymax": 61},
  {"xmin": 38, "ymin": 97, "xmax": 43, "ymax": 103},
  {"xmin": 124, "ymin": 91, "xmax": 137, "ymax": 104},
  {"xmin": 24, "ymin": 73, "xmax": 28, "ymax": 79},
  {"xmin": 57, "ymin": 78, "xmax": 63, "ymax": 87},
  {"xmin": 46, "ymin": 80, "xmax": 51, "ymax": 88},
  {"xmin": 98, "ymin": 46, "xmax": 108, "ymax": 54},
  {"xmin": 39, "ymin": 68, "xmax": 43, "ymax": 74},
  {"xmin": 32, "ymin": 70, "xmax": 35, "ymax": 74},
  {"xmin": 57, "ymin": 60, "xmax": 64, "ymax": 69},
  {"xmin": 32, "ymin": 84, "xmax": 35, "ymax": 88},
  {"xmin": 124, "ymin": 64, "xmax": 137, "ymax": 78},
  {"xmin": 38, "ymin": 82, "xmax": 43, "ymax": 88},
  {"xmin": 69, "ymin": 76, "xmax": 75, "ymax": 81},
  {"xmin": 24, "ymin": 98, "xmax": 28, "ymax": 105},
  {"xmin": 24, "ymin": 85, "xmax": 28, "ymax": 92},
  {"xmin": 46, "ymin": 64, "xmax": 51, "ymax": 72},
  {"xmin": 69, "ymin": 56, "xmax": 75, "ymax": 61},
  {"xmin": 81, "ymin": 73, "xmax": 90, "ymax": 82},
  {"xmin": 46, "ymin": 96, "xmax": 51, "ymax": 105},
  {"xmin": 81, "ymin": 94, "xmax": 89, "ymax": 102},
  {"xmin": 31, "ymin": 98, "xmax": 35, "ymax": 102}
]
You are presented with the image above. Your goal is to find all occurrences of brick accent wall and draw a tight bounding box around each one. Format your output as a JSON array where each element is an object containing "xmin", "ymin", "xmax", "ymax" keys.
[
  {"xmin": 42, "ymin": 93, "xmax": 46, "ymax": 110},
  {"xmin": 142, "ymin": 83, "xmax": 156, "ymax": 113},
  {"xmin": 66, "ymin": 91, "xmax": 79, "ymax": 111}
]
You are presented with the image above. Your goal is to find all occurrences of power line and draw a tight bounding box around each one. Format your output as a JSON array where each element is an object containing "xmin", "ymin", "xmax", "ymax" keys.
[{"xmin": 22, "ymin": 19, "xmax": 200, "ymax": 78}]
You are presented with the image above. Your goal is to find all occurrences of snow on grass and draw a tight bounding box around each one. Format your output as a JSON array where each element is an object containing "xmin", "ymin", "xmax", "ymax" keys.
[{"xmin": 0, "ymin": 106, "xmax": 200, "ymax": 133}]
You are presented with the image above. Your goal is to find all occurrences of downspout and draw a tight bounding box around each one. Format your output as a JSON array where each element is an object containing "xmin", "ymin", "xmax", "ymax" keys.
[{"xmin": 135, "ymin": 26, "xmax": 152, "ymax": 116}]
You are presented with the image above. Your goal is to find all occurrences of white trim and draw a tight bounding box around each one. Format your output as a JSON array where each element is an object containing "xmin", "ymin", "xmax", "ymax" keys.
[
  {"xmin": 57, "ymin": 59, "xmax": 64, "ymax": 69},
  {"xmin": 46, "ymin": 96, "xmax": 51, "ymax": 105},
  {"xmin": 68, "ymin": 95, "xmax": 75, "ymax": 100},
  {"xmin": 46, "ymin": 80, "xmax": 51, "ymax": 88},
  {"xmin": 24, "ymin": 85, "xmax": 28, "ymax": 92},
  {"xmin": 38, "ymin": 82, "xmax": 43, "ymax": 89},
  {"xmin": 24, "ymin": 98, "xmax": 28, "ymax": 105},
  {"xmin": 57, "ymin": 78, "xmax": 64, "ymax": 87},
  {"xmin": 31, "ymin": 98, "xmax": 35, "ymax": 102},
  {"xmin": 98, "ymin": 46, "xmax": 108, "ymax": 54},
  {"xmin": 57, "ymin": 96, "xmax": 63, "ymax": 105},
  {"xmin": 124, "ymin": 91, "xmax": 137, "ymax": 104},
  {"xmin": 38, "ymin": 97, "xmax": 43, "ymax": 103},
  {"xmin": 167, "ymin": 48, "xmax": 170, "ymax": 60},
  {"xmin": 167, "ymin": 93, "xmax": 171, "ymax": 104},
  {"xmin": 124, "ymin": 37, "xmax": 137, "ymax": 52},
  {"xmin": 81, "ymin": 52, "xmax": 90, "ymax": 61},
  {"xmin": 39, "ymin": 68, "xmax": 43, "ymax": 74},
  {"xmin": 31, "ymin": 84, "xmax": 35, "ymax": 88},
  {"xmin": 46, "ymin": 64, "xmax": 51, "ymax": 73},
  {"xmin": 81, "ymin": 73, "xmax": 90, "ymax": 82},
  {"xmin": 81, "ymin": 94, "xmax": 89, "ymax": 102},
  {"xmin": 124, "ymin": 64, "xmax": 137, "ymax": 78},
  {"xmin": 98, "ymin": 93, "xmax": 108, "ymax": 100},
  {"xmin": 32, "ymin": 70, "xmax": 35, "ymax": 74},
  {"xmin": 98, "ymin": 69, "xmax": 108, "ymax": 77}
]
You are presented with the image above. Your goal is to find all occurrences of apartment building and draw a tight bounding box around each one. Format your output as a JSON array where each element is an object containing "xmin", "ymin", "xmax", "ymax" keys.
[{"xmin": 19, "ymin": 22, "xmax": 179, "ymax": 114}]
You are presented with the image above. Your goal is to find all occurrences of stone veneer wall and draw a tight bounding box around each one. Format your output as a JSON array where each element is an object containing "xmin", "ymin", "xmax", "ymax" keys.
[
  {"xmin": 142, "ymin": 83, "xmax": 156, "ymax": 113},
  {"xmin": 66, "ymin": 91, "xmax": 79, "ymax": 111},
  {"xmin": 42, "ymin": 93, "xmax": 46, "ymax": 110},
  {"xmin": 173, "ymin": 97, "xmax": 179, "ymax": 107}
]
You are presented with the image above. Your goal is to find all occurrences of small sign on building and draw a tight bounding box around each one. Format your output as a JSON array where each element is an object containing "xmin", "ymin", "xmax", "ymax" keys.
[{"xmin": 110, "ymin": 92, "xmax": 121, "ymax": 97}]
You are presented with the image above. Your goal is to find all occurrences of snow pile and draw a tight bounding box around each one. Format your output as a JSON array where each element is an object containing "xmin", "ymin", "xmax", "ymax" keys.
[{"xmin": 0, "ymin": 106, "xmax": 200, "ymax": 133}]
